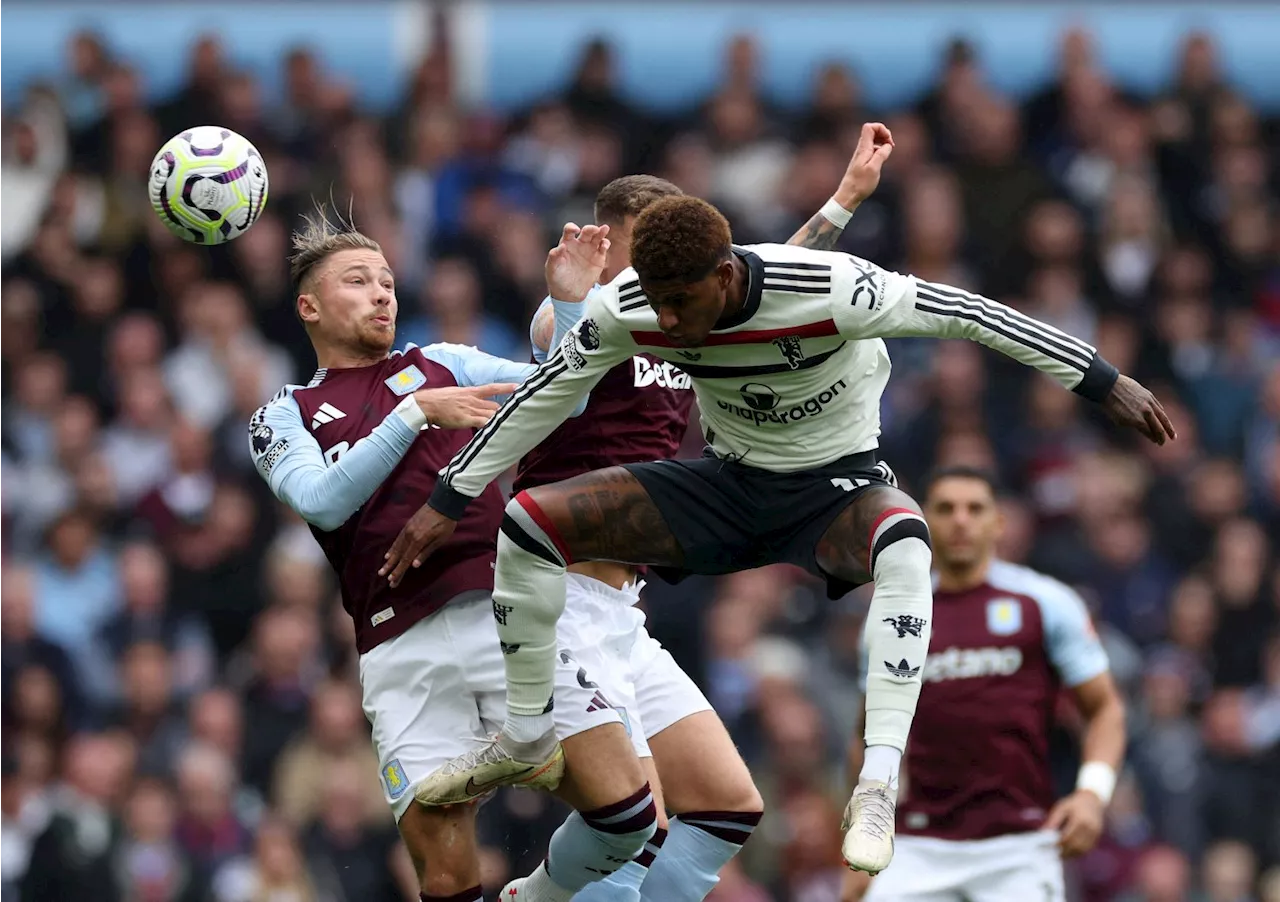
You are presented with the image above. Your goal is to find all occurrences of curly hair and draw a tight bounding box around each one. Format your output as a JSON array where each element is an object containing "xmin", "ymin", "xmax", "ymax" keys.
[
  {"xmin": 289, "ymin": 204, "xmax": 382, "ymax": 290},
  {"xmin": 630, "ymin": 195, "xmax": 733, "ymax": 284},
  {"xmin": 594, "ymin": 175, "xmax": 683, "ymax": 226}
]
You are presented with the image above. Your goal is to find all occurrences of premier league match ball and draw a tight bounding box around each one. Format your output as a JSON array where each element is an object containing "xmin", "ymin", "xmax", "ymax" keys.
[{"xmin": 148, "ymin": 126, "xmax": 269, "ymax": 245}]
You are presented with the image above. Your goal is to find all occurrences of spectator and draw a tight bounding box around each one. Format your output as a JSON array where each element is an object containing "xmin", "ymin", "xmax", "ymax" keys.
[
  {"xmin": 120, "ymin": 776, "xmax": 208, "ymax": 902},
  {"xmin": 173, "ymin": 743, "xmax": 253, "ymax": 872},
  {"xmin": 1, "ymin": 21, "xmax": 1276, "ymax": 900},
  {"xmin": 212, "ymin": 815, "xmax": 328, "ymax": 902},
  {"xmin": 20, "ymin": 732, "xmax": 132, "ymax": 902},
  {"xmin": 100, "ymin": 367, "xmax": 174, "ymax": 504},
  {"xmin": 301, "ymin": 759, "xmax": 403, "ymax": 902},
  {"xmin": 273, "ymin": 679, "xmax": 384, "ymax": 829},
  {"xmin": 2, "ymin": 564, "xmax": 82, "ymax": 733},
  {"xmin": 1117, "ymin": 843, "xmax": 1199, "ymax": 902},
  {"xmin": 237, "ymin": 607, "xmax": 322, "ymax": 795},
  {"xmin": 32, "ymin": 508, "xmax": 120, "ymax": 665},
  {"xmin": 107, "ymin": 641, "xmax": 188, "ymax": 775}
]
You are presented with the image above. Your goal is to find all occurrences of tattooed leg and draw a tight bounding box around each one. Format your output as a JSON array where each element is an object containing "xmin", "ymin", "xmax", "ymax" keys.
[
  {"xmin": 492, "ymin": 468, "xmax": 682, "ymax": 732},
  {"xmin": 527, "ymin": 466, "xmax": 685, "ymax": 566}
]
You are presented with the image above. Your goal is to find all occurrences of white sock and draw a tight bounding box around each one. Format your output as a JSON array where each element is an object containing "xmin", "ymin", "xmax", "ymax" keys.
[
  {"xmin": 492, "ymin": 515, "xmax": 568, "ymax": 741},
  {"xmin": 862, "ymin": 516, "xmax": 934, "ymax": 753},
  {"xmin": 860, "ymin": 745, "xmax": 903, "ymax": 789}
]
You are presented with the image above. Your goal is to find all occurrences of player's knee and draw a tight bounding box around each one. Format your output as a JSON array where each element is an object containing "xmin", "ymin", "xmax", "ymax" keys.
[
  {"xmin": 868, "ymin": 508, "xmax": 931, "ymax": 576},
  {"xmin": 583, "ymin": 782, "xmax": 660, "ymax": 860},
  {"xmin": 727, "ymin": 779, "xmax": 765, "ymax": 817},
  {"xmin": 501, "ymin": 491, "xmax": 572, "ymax": 567}
]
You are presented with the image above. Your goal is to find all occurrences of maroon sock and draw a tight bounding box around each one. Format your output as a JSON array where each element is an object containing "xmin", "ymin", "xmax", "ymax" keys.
[{"xmin": 636, "ymin": 824, "xmax": 669, "ymax": 868}]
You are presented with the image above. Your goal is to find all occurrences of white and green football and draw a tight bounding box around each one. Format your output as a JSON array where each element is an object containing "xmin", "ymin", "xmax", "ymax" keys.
[{"xmin": 148, "ymin": 126, "xmax": 269, "ymax": 245}]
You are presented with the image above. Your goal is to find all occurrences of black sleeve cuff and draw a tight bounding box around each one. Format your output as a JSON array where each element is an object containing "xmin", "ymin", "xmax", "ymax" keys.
[
  {"xmin": 1073, "ymin": 353, "xmax": 1120, "ymax": 404},
  {"xmin": 429, "ymin": 481, "xmax": 473, "ymax": 521}
]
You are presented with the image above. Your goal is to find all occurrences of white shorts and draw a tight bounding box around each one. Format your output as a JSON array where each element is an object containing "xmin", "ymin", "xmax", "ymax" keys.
[
  {"xmin": 358, "ymin": 591, "xmax": 635, "ymax": 820},
  {"xmin": 866, "ymin": 831, "xmax": 1065, "ymax": 902},
  {"xmin": 564, "ymin": 572, "xmax": 713, "ymax": 743}
]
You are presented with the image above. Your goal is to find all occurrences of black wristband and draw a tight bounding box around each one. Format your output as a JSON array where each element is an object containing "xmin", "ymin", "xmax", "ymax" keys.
[
  {"xmin": 428, "ymin": 480, "xmax": 472, "ymax": 521},
  {"xmin": 1073, "ymin": 353, "xmax": 1120, "ymax": 404}
]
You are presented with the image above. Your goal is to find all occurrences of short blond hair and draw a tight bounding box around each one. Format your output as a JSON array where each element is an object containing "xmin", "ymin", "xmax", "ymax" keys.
[{"xmin": 289, "ymin": 205, "xmax": 382, "ymax": 290}]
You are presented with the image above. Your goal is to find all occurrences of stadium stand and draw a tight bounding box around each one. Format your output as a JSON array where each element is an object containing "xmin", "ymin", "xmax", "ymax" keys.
[{"xmin": 1, "ymin": 20, "xmax": 1278, "ymax": 902}]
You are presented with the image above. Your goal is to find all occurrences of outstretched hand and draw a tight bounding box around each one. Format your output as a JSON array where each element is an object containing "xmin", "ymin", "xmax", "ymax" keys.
[
  {"xmin": 1102, "ymin": 375, "xmax": 1177, "ymax": 445},
  {"xmin": 546, "ymin": 222, "xmax": 611, "ymax": 303},
  {"xmin": 835, "ymin": 122, "xmax": 895, "ymax": 208},
  {"xmin": 380, "ymin": 503, "xmax": 458, "ymax": 587},
  {"xmin": 412, "ymin": 383, "xmax": 518, "ymax": 430}
]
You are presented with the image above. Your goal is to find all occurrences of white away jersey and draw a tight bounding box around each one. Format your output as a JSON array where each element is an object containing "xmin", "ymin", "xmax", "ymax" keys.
[{"xmin": 431, "ymin": 244, "xmax": 1117, "ymax": 516}]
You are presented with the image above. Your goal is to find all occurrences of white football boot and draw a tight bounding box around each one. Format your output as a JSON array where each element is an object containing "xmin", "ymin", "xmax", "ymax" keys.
[
  {"xmin": 414, "ymin": 731, "xmax": 564, "ymax": 807},
  {"xmin": 841, "ymin": 779, "xmax": 897, "ymax": 874}
]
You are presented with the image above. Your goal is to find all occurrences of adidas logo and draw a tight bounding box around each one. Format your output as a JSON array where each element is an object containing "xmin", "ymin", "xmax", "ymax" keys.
[
  {"xmin": 885, "ymin": 658, "xmax": 921, "ymax": 679},
  {"xmin": 311, "ymin": 402, "xmax": 346, "ymax": 429},
  {"xmin": 585, "ymin": 692, "xmax": 612, "ymax": 713}
]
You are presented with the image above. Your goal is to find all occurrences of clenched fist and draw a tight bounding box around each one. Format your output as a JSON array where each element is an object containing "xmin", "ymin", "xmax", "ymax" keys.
[{"xmin": 835, "ymin": 122, "xmax": 895, "ymax": 208}]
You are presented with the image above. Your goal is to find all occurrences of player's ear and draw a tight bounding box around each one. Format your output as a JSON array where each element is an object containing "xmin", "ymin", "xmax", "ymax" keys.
[
  {"xmin": 717, "ymin": 258, "xmax": 735, "ymax": 289},
  {"xmin": 297, "ymin": 292, "xmax": 320, "ymax": 325}
]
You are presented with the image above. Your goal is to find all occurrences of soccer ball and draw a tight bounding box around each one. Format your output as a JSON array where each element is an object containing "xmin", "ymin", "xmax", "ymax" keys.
[{"xmin": 148, "ymin": 126, "xmax": 269, "ymax": 245}]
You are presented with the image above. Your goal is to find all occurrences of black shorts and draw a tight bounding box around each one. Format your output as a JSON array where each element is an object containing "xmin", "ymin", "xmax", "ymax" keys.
[{"xmin": 624, "ymin": 449, "xmax": 899, "ymax": 598}]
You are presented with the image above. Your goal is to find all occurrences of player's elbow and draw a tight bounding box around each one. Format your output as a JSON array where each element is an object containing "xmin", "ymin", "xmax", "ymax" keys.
[
  {"xmin": 290, "ymin": 494, "xmax": 350, "ymax": 532},
  {"xmin": 1096, "ymin": 687, "xmax": 1127, "ymax": 729},
  {"xmin": 1077, "ymin": 673, "xmax": 1126, "ymax": 730},
  {"xmin": 311, "ymin": 513, "xmax": 347, "ymax": 532},
  {"xmin": 302, "ymin": 508, "xmax": 346, "ymax": 532}
]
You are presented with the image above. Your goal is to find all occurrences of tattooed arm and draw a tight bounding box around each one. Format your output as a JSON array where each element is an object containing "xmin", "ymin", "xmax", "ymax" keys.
[
  {"xmin": 789, "ymin": 209, "xmax": 852, "ymax": 251},
  {"xmin": 788, "ymin": 122, "xmax": 895, "ymax": 250}
]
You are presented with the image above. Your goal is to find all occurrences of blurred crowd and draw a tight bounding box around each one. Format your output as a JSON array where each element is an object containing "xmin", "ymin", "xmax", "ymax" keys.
[{"xmin": 2, "ymin": 14, "xmax": 1279, "ymax": 902}]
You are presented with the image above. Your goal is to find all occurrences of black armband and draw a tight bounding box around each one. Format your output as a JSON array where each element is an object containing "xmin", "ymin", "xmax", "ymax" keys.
[
  {"xmin": 428, "ymin": 480, "xmax": 472, "ymax": 521},
  {"xmin": 1072, "ymin": 354, "xmax": 1120, "ymax": 404}
]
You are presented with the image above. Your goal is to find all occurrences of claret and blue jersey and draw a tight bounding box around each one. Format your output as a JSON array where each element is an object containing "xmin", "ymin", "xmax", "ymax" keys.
[
  {"xmin": 248, "ymin": 341, "xmax": 583, "ymax": 654},
  {"xmin": 860, "ymin": 560, "xmax": 1111, "ymax": 841}
]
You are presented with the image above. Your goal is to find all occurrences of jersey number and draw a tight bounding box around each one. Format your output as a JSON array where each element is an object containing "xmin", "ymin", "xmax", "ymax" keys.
[
  {"xmin": 831, "ymin": 464, "xmax": 897, "ymax": 493},
  {"xmin": 324, "ymin": 442, "xmax": 349, "ymax": 465}
]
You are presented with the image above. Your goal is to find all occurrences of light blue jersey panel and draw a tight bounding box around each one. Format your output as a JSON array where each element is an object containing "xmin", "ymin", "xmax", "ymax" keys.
[
  {"xmin": 416, "ymin": 342, "xmax": 538, "ymax": 389},
  {"xmin": 249, "ymin": 388, "xmax": 420, "ymax": 532},
  {"xmin": 530, "ymin": 293, "xmax": 595, "ymax": 365},
  {"xmin": 987, "ymin": 560, "xmax": 1110, "ymax": 688}
]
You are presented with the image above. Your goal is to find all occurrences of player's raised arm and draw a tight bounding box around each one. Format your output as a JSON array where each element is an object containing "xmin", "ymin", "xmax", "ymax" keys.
[
  {"xmin": 530, "ymin": 222, "xmax": 613, "ymax": 362},
  {"xmin": 788, "ymin": 122, "xmax": 894, "ymax": 251},
  {"xmin": 828, "ymin": 257, "xmax": 1177, "ymax": 444}
]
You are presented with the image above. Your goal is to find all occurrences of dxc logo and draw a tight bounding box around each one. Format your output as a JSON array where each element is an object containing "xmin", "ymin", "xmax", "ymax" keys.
[{"xmin": 847, "ymin": 255, "xmax": 880, "ymax": 309}]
